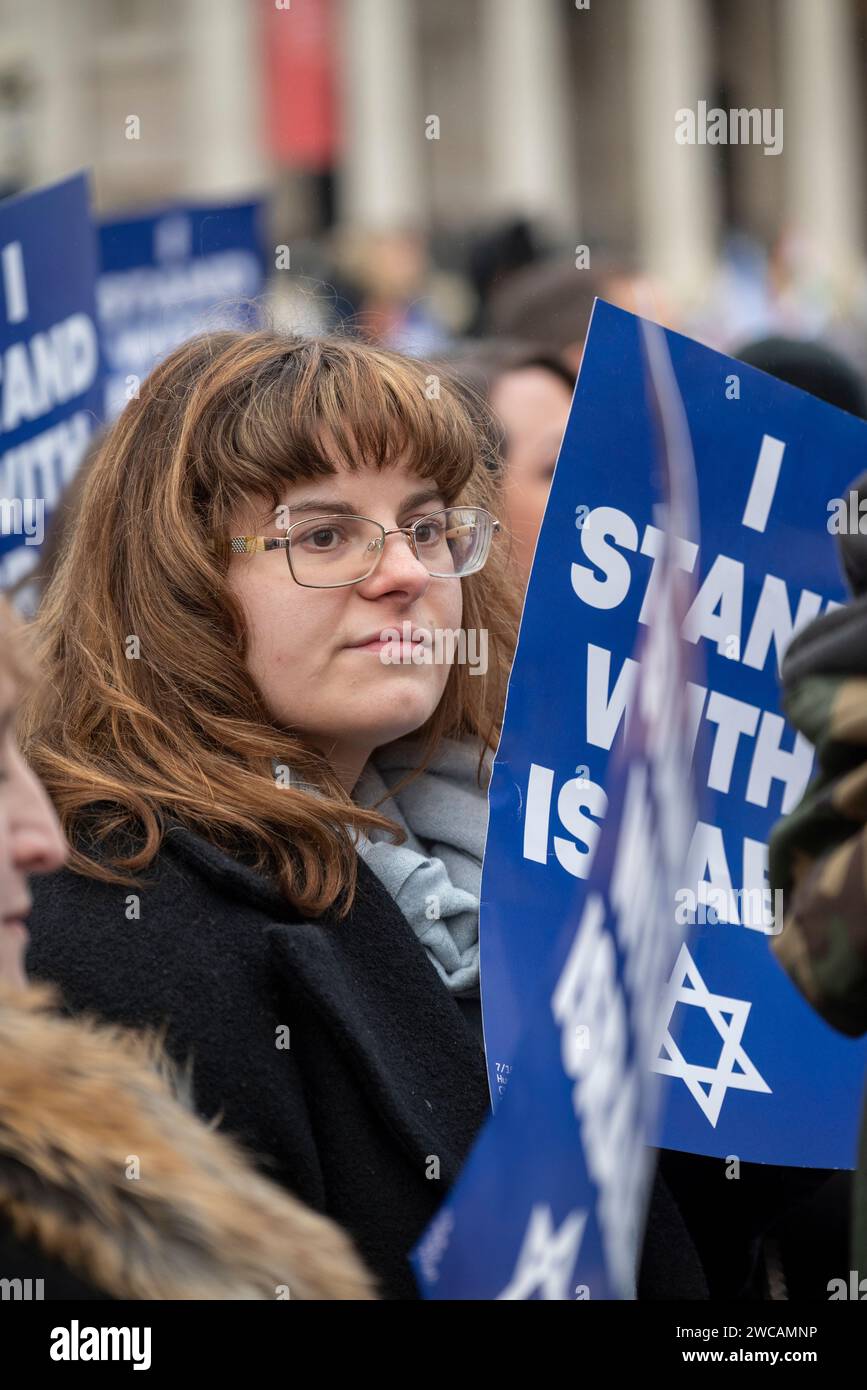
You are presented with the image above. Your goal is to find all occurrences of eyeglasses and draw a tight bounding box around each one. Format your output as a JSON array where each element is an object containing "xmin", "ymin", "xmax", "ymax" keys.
[{"xmin": 229, "ymin": 507, "xmax": 501, "ymax": 589}]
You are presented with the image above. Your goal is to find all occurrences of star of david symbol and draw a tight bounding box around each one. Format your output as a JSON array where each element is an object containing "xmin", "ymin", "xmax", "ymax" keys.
[
  {"xmin": 497, "ymin": 1204, "xmax": 588, "ymax": 1300},
  {"xmin": 653, "ymin": 943, "xmax": 771, "ymax": 1126}
]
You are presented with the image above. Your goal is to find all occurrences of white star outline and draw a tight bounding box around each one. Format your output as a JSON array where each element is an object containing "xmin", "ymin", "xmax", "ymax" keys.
[
  {"xmin": 497, "ymin": 1203, "xmax": 588, "ymax": 1300},
  {"xmin": 653, "ymin": 943, "xmax": 771, "ymax": 1126}
]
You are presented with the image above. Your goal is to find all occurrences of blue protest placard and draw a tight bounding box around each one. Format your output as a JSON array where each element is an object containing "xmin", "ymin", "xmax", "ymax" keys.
[
  {"xmin": 98, "ymin": 200, "xmax": 265, "ymax": 420},
  {"xmin": 412, "ymin": 318, "xmax": 700, "ymax": 1299},
  {"xmin": 0, "ymin": 173, "xmax": 102, "ymax": 596},
  {"xmin": 480, "ymin": 299, "xmax": 867, "ymax": 1170}
]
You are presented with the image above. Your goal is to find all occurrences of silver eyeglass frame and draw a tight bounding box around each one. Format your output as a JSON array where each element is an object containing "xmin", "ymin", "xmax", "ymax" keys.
[{"xmin": 228, "ymin": 507, "xmax": 501, "ymax": 589}]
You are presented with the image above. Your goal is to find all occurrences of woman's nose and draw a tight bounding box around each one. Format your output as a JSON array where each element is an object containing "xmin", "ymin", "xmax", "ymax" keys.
[
  {"xmin": 361, "ymin": 529, "xmax": 432, "ymax": 597},
  {"xmin": 11, "ymin": 760, "xmax": 67, "ymax": 875}
]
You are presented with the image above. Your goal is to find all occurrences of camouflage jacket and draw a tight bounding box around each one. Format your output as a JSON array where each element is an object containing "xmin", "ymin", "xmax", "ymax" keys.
[
  {"xmin": 769, "ymin": 590, "xmax": 867, "ymax": 1276},
  {"xmin": 768, "ymin": 594, "xmax": 867, "ymax": 1038}
]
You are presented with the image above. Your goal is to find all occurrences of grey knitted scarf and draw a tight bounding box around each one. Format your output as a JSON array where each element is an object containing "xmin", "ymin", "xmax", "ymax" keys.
[{"xmin": 351, "ymin": 734, "xmax": 491, "ymax": 998}]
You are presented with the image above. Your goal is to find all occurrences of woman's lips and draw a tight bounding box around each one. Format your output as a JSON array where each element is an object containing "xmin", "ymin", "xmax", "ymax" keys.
[
  {"xmin": 351, "ymin": 639, "xmax": 421, "ymax": 653},
  {"xmin": 347, "ymin": 628, "xmax": 429, "ymax": 654}
]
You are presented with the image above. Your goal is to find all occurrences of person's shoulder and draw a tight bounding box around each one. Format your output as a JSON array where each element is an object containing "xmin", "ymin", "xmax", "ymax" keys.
[
  {"xmin": 30, "ymin": 813, "xmax": 223, "ymax": 905},
  {"xmin": 24, "ymin": 817, "xmax": 288, "ymax": 997},
  {"xmin": 23, "ymin": 826, "xmax": 271, "ymax": 1065},
  {"xmin": 25, "ymin": 819, "xmax": 204, "ymax": 981},
  {"xmin": 27, "ymin": 825, "xmax": 176, "ymax": 916},
  {"xmin": 27, "ymin": 858, "xmax": 124, "ymax": 926}
]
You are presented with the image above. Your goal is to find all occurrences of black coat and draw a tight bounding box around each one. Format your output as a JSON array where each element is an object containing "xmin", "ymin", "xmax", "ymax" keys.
[
  {"xmin": 26, "ymin": 823, "xmax": 491, "ymax": 1300},
  {"xmin": 25, "ymin": 822, "xmax": 706, "ymax": 1300}
]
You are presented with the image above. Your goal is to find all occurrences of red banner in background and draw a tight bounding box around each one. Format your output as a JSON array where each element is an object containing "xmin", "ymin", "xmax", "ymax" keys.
[{"xmin": 261, "ymin": 0, "xmax": 338, "ymax": 171}]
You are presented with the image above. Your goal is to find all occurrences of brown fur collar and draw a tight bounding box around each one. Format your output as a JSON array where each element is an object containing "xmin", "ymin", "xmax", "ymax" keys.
[{"xmin": 0, "ymin": 983, "xmax": 376, "ymax": 1299}]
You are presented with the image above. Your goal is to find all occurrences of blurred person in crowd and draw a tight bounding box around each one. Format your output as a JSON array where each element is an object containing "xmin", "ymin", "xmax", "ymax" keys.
[
  {"xmin": 484, "ymin": 253, "xmax": 666, "ymax": 375},
  {"xmin": 464, "ymin": 217, "xmax": 539, "ymax": 336},
  {"xmin": 769, "ymin": 467, "xmax": 867, "ymax": 1297},
  {"xmin": 736, "ymin": 336, "xmax": 867, "ymax": 422},
  {"xmin": 661, "ymin": 335, "xmax": 867, "ymax": 1299},
  {"xmin": 333, "ymin": 228, "xmax": 450, "ymax": 356},
  {"xmin": 768, "ymin": 230, "xmax": 856, "ymax": 343},
  {"xmin": 0, "ymin": 596, "xmax": 375, "ymax": 1299},
  {"xmin": 436, "ymin": 340, "xmax": 575, "ymax": 590},
  {"xmin": 683, "ymin": 232, "xmax": 776, "ymax": 352},
  {"xmin": 19, "ymin": 330, "xmax": 706, "ymax": 1300}
]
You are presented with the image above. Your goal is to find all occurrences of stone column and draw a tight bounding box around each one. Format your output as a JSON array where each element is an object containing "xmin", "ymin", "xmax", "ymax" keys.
[
  {"xmin": 183, "ymin": 0, "xmax": 267, "ymax": 200},
  {"xmin": 781, "ymin": 0, "xmax": 864, "ymax": 281},
  {"xmin": 337, "ymin": 0, "xmax": 425, "ymax": 229},
  {"xmin": 22, "ymin": 0, "xmax": 91, "ymax": 187},
  {"xmin": 480, "ymin": 0, "xmax": 577, "ymax": 238},
  {"xmin": 628, "ymin": 0, "xmax": 719, "ymax": 308}
]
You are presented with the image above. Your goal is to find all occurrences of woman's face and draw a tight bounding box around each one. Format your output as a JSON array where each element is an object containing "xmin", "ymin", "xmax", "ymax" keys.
[
  {"xmin": 489, "ymin": 366, "xmax": 573, "ymax": 590},
  {"xmin": 227, "ymin": 460, "xmax": 463, "ymax": 792},
  {"xmin": 0, "ymin": 678, "xmax": 67, "ymax": 990}
]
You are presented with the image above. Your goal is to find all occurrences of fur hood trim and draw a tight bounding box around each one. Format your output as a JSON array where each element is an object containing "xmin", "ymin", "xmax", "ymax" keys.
[{"xmin": 0, "ymin": 984, "xmax": 376, "ymax": 1299}]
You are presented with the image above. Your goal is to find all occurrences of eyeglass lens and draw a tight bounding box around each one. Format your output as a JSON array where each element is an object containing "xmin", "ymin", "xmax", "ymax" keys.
[{"xmin": 287, "ymin": 509, "xmax": 491, "ymax": 585}]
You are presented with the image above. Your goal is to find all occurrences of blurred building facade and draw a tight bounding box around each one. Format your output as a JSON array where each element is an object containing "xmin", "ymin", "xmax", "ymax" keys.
[{"xmin": 0, "ymin": 0, "xmax": 864, "ymax": 314}]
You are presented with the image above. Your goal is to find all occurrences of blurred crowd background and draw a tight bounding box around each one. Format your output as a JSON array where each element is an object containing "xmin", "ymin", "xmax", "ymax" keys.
[
  {"xmin": 1, "ymin": 0, "xmax": 867, "ymax": 366},
  {"xmin": 1, "ymin": 0, "xmax": 867, "ymax": 1307}
]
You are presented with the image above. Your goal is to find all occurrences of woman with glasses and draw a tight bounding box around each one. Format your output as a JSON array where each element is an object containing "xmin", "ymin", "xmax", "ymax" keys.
[
  {"xmin": 19, "ymin": 330, "xmax": 519, "ymax": 1300},
  {"xmin": 18, "ymin": 330, "xmax": 706, "ymax": 1302}
]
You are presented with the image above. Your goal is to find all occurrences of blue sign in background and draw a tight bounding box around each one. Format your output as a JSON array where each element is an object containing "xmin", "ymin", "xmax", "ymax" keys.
[
  {"xmin": 480, "ymin": 299, "xmax": 867, "ymax": 1169},
  {"xmin": 0, "ymin": 173, "xmax": 103, "ymax": 595},
  {"xmin": 98, "ymin": 200, "xmax": 265, "ymax": 419}
]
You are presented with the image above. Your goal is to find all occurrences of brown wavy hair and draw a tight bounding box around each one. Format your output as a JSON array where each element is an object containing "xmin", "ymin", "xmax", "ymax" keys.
[
  {"xmin": 0, "ymin": 595, "xmax": 35, "ymax": 704},
  {"xmin": 19, "ymin": 331, "xmax": 521, "ymax": 918}
]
